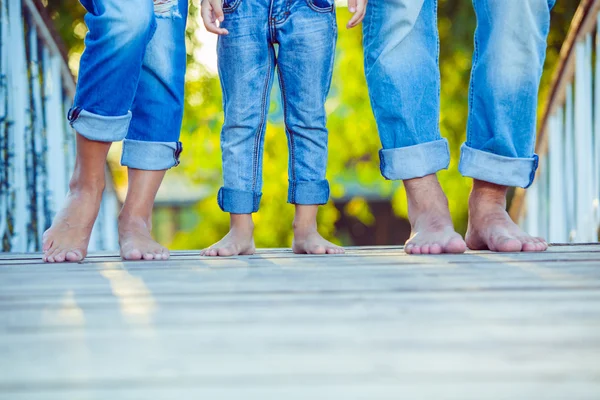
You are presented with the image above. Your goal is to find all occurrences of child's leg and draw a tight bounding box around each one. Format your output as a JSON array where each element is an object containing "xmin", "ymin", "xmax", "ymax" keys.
[
  {"xmin": 43, "ymin": 0, "xmax": 157, "ymax": 263},
  {"xmin": 118, "ymin": 0, "xmax": 189, "ymax": 260},
  {"xmin": 202, "ymin": 0, "xmax": 274, "ymax": 257},
  {"xmin": 275, "ymin": 0, "xmax": 343, "ymax": 254}
]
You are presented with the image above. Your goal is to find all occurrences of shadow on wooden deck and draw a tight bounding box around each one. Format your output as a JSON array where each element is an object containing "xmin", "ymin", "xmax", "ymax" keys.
[{"xmin": 1, "ymin": 244, "xmax": 599, "ymax": 399}]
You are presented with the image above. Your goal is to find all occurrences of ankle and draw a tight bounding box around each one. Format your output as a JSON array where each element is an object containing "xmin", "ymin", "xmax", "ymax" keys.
[
  {"xmin": 68, "ymin": 177, "xmax": 105, "ymax": 196},
  {"xmin": 118, "ymin": 212, "xmax": 152, "ymax": 231},
  {"xmin": 293, "ymin": 220, "xmax": 318, "ymax": 235},
  {"xmin": 469, "ymin": 180, "xmax": 508, "ymax": 210},
  {"xmin": 230, "ymin": 214, "xmax": 254, "ymax": 233}
]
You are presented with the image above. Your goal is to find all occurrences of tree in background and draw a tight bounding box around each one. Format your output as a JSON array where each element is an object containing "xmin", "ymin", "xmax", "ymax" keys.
[{"xmin": 47, "ymin": 0, "xmax": 579, "ymax": 249}]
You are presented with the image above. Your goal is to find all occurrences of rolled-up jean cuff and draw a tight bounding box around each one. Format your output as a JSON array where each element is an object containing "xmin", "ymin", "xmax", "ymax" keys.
[
  {"xmin": 70, "ymin": 108, "xmax": 131, "ymax": 142},
  {"xmin": 218, "ymin": 187, "xmax": 262, "ymax": 213},
  {"xmin": 458, "ymin": 144, "xmax": 539, "ymax": 188},
  {"xmin": 379, "ymin": 138, "xmax": 450, "ymax": 180},
  {"xmin": 121, "ymin": 139, "xmax": 182, "ymax": 170},
  {"xmin": 288, "ymin": 179, "xmax": 330, "ymax": 205}
]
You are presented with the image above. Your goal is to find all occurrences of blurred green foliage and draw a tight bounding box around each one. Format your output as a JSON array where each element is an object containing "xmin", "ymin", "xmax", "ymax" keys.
[{"xmin": 47, "ymin": 0, "xmax": 579, "ymax": 249}]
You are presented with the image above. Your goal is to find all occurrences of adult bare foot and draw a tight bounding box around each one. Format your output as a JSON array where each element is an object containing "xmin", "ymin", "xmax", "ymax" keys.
[
  {"xmin": 119, "ymin": 215, "xmax": 169, "ymax": 261},
  {"xmin": 292, "ymin": 204, "xmax": 344, "ymax": 255},
  {"xmin": 466, "ymin": 180, "xmax": 548, "ymax": 252},
  {"xmin": 42, "ymin": 134, "xmax": 111, "ymax": 263},
  {"xmin": 201, "ymin": 214, "xmax": 256, "ymax": 257},
  {"xmin": 42, "ymin": 186, "xmax": 103, "ymax": 263},
  {"xmin": 403, "ymin": 174, "xmax": 467, "ymax": 255}
]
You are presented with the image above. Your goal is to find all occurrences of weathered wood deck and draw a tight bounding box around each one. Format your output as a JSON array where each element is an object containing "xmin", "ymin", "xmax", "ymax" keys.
[{"xmin": 1, "ymin": 245, "xmax": 600, "ymax": 399}]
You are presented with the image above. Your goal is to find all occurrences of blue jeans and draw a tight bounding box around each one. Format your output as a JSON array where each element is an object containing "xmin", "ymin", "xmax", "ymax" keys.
[
  {"xmin": 69, "ymin": 0, "xmax": 187, "ymax": 170},
  {"xmin": 217, "ymin": 0, "xmax": 337, "ymax": 214},
  {"xmin": 363, "ymin": 0, "xmax": 554, "ymax": 188}
]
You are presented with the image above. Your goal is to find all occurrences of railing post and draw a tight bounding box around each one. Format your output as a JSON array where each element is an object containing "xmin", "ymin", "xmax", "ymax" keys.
[
  {"xmin": 574, "ymin": 36, "xmax": 595, "ymax": 242},
  {"xmin": 0, "ymin": 0, "xmax": 9, "ymax": 249},
  {"xmin": 549, "ymin": 111, "xmax": 566, "ymax": 242},
  {"xmin": 43, "ymin": 48, "xmax": 68, "ymax": 220},
  {"xmin": 7, "ymin": 0, "xmax": 29, "ymax": 251}
]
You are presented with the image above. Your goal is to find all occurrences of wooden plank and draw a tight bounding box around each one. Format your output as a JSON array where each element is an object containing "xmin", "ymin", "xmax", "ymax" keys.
[{"xmin": 0, "ymin": 246, "xmax": 599, "ymax": 398}]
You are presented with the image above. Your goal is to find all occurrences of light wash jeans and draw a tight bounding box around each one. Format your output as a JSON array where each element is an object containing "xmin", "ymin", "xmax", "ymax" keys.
[
  {"xmin": 363, "ymin": 0, "xmax": 555, "ymax": 188},
  {"xmin": 69, "ymin": 0, "xmax": 188, "ymax": 170},
  {"xmin": 217, "ymin": 0, "xmax": 337, "ymax": 214}
]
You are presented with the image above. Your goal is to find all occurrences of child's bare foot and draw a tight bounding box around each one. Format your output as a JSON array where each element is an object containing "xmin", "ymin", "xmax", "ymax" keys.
[
  {"xmin": 292, "ymin": 204, "xmax": 345, "ymax": 255},
  {"xmin": 403, "ymin": 175, "xmax": 466, "ymax": 255},
  {"xmin": 42, "ymin": 186, "xmax": 103, "ymax": 263},
  {"xmin": 466, "ymin": 180, "xmax": 548, "ymax": 252},
  {"xmin": 293, "ymin": 228, "xmax": 344, "ymax": 254},
  {"xmin": 119, "ymin": 215, "xmax": 169, "ymax": 261},
  {"xmin": 201, "ymin": 214, "xmax": 255, "ymax": 257}
]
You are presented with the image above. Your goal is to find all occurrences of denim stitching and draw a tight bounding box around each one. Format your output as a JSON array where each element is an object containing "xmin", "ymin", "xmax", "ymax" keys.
[
  {"xmin": 278, "ymin": 70, "xmax": 296, "ymax": 203},
  {"xmin": 305, "ymin": 0, "xmax": 334, "ymax": 13},
  {"xmin": 251, "ymin": 46, "xmax": 275, "ymax": 195},
  {"xmin": 434, "ymin": 0, "xmax": 441, "ymax": 137},
  {"xmin": 222, "ymin": 0, "xmax": 242, "ymax": 14},
  {"xmin": 466, "ymin": 0, "xmax": 480, "ymax": 149}
]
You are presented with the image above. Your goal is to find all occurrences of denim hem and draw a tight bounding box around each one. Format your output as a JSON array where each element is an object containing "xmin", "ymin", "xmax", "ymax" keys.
[
  {"xmin": 121, "ymin": 139, "xmax": 182, "ymax": 170},
  {"xmin": 379, "ymin": 138, "xmax": 450, "ymax": 181},
  {"xmin": 218, "ymin": 187, "xmax": 262, "ymax": 214},
  {"xmin": 70, "ymin": 108, "xmax": 132, "ymax": 142},
  {"xmin": 458, "ymin": 144, "xmax": 539, "ymax": 189},
  {"xmin": 288, "ymin": 179, "xmax": 330, "ymax": 205}
]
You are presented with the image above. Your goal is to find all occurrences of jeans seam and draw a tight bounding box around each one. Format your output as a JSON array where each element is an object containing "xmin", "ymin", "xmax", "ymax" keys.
[
  {"xmin": 305, "ymin": 0, "xmax": 334, "ymax": 13},
  {"xmin": 434, "ymin": 0, "xmax": 441, "ymax": 137},
  {"xmin": 277, "ymin": 68, "xmax": 296, "ymax": 203},
  {"xmin": 466, "ymin": 0, "xmax": 479, "ymax": 149},
  {"xmin": 251, "ymin": 47, "xmax": 274, "ymax": 197},
  {"xmin": 222, "ymin": 0, "xmax": 242, "ymax": 14}
]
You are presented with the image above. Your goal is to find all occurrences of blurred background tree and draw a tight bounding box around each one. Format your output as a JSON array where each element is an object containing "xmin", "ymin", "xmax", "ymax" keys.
[{"xmin": 45, "ymin": 0, "xmax": 579, "ymax": 250}]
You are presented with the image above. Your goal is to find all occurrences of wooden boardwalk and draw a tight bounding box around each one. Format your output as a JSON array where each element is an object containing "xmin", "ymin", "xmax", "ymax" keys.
[{"xmin": 1, "ymin": 245, "xmax": 600, "ymax": 399}]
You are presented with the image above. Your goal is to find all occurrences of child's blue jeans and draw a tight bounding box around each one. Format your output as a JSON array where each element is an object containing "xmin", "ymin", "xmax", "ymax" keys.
[
  {"xmin": 70, "ymin": 0, "xmax": 188, "ymax": 170},
  {"xmin": 217, "ymin": 0, "xmax": 337, "ymax": 214},
  {"xmin": 363, "ymin": 0, "xmax": 555, "ymax": 188}
]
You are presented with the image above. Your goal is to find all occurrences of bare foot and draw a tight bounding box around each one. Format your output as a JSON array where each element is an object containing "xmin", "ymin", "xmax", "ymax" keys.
[
  {"xmin": 42, "ymin": 188, "xmax": 102, "ymax": 263},
  {"xmin": 119, "ymin": 215, "xmax": 169, "ymax": 261},
  {"xmin": 292, "ymin": 204, "xmax": 344, "ymax": 255},
  {"xmin": 293, "ymin": 227, "xmax": 345, "ymax": 255},
  {"xmin": 466, "ymin": 180, "xmax": 548, "ymax": 252},
  {"xmin": 403, "ymin": 175, "xmax": 467, "ymax": 255},
  {"xmin": 201, "ymin": 214, "xmax": 256, "ymax": 257}
]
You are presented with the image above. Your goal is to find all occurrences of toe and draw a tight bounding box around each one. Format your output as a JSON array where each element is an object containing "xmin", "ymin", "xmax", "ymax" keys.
[
  {"xmin": 420, "ymin": 244, "xmax": 431, "ymax": 254},
  {"xmin": 445, "ymin": 237, "xmax": 467, "ymax": 254},
  {"xmin": 311, "ymin": 245, "xmax": 326, "ymax": 255},
  {"xmin": 429, "ymin": 243, "xmax": 443, "ymax": 254},
  {"xmin": 123, "ymin": 249, "xmax": 143, "ymax": 261},
  {"xmin": 142, "ymin": 253, "xmax": 155, "ymax": 260},
  {"xmin": 217, "ymin": 247, "xmax": 234, "ymax": 257},
  {"xmin": 65, "ymin": 250, "xmax": 83, "ymax": 262},
  {"xmin": 494, "ymin": 236, "xmax": 523, "ymax": 252},
  {"xmin": 54, "ymin": 251, "xmax": 67, "ymax": 263},
  {"xmin": 326, "ymin": 247, "xmax": 343, "ymax": 255},
  {"xmin": 161, "ymin": 249, "xmax": 170, "ymax": 260},
  {"xmin": 404, "ymin": 244, "xmax": 414, "ymax": 254},
  {"xmin": 410, "ymin": 246, "xmax": 422, "ymax": 255},
  {"xmin": 47, "ymin": 248, "xmax": 63, "ymax": 263}
]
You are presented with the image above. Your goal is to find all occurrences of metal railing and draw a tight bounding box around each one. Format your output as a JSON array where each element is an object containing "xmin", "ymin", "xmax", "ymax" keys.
[
  {"xmin": 0, "ymin": 0, "xmax": 118, "ymax": 252},
  {"xmin": 510, "ymin": 0, "xmax": 600, "ymax": 243}
]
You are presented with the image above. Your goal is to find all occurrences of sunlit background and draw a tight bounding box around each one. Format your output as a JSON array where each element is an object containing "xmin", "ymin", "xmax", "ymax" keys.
[{"xmin": 46, "ymin": 0, "xmax": 578, "ymax": 250}]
